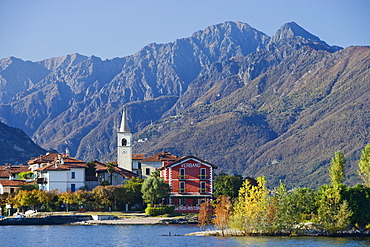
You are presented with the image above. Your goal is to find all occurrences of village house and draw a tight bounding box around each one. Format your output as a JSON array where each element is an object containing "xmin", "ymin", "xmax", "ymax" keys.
[
  {"xmin": 93, "ymin": 160, "xmax": 138, "ymax": 186},
  {"xmin": 158, "ymin": 156, "xmax": 217, "ymax": 213},
  {"xmin": 0, "ymin": 164, "xmax": 30, "ymax": 180},
  {"xmin": 0, "ymin": 180, "xmax": 29, "ymax": 194},
  {"xmin": 28, "ymin": 151, "xmax": 88, "ymax": 192}
]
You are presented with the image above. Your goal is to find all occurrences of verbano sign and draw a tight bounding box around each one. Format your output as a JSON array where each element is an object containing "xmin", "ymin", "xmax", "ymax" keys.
[{"xmin": 180, "ymin": 162, "xmax": 201, "ymax": 168}]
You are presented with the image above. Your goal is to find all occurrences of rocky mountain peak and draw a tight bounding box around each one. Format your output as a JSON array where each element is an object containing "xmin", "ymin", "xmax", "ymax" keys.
[{"xmin": 272, "ymin": 21, "xmax": 322, "ymax": 43}]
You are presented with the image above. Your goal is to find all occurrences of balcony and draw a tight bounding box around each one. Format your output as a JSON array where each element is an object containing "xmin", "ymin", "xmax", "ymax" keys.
[
  {"xmin": 37, "ymin": 178, "xmax": 47, "ymax": 184},
  {"xmin": 178, "ymin": 175, "xmax": 186, "ymax": 180},
  {"xmin": 198, "ymin": 175, "xmax": 207, "ymax": 180}
]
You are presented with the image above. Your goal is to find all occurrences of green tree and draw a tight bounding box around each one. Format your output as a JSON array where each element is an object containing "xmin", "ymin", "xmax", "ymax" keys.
[
  {"xmin": 214, "ymin": 173, "xmax": 244, "ymax": 198},
  {"xmin": 357, "ymin": 143, "xmax": 370, "ymax": 186},
  {"xmin": 230, "ymin": 176, "xmax": 269, "ymax": 233},
  {"xmin": 329, "ymin": 151, "xmax": 346, "ymax": 186},
  {"xmin": 141, "ymin": 177, "xmax": 170, "ymax": 205},
  {"xmin": 124, "ymin": 177, "xmax": 144, "ymax": 209},
  {"xmin": 343, "ymin": 185, "xmax": 370, "ymax": 230},
  {"xmin": 106, "ymin": 162, "xmax": 116, "ymax": 185}
]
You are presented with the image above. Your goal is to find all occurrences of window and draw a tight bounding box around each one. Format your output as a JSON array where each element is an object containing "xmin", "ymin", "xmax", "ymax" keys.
[
  {"xmin": 71, "ymin": 184, "xmax": 76, "ymax": 192},
  {"xmin": 179, "ymin": 198, "xmax": 185, "ymax": 205},
  {"xmin": 179, "ymin": 168, "xmax": 185, "ymax": 179},
  {"xmin": 138, "ymin": 162, "xmax": 142, "ymax": 169},
  {"xmin": 146, "ymin": 168, "xmax": 151, "ymax": 176},
  {"xmin": 122, "ymin": 138, "xmax": 127, "ymax": 146},
  {"xmin": 71, "ymin": 172, "xmax": 75, "ymax": 179},
  {"xmin": 200, "ymin": 181, "xmax": 206, "ymax": 193},
  {"xmin": 179, "ymin": 181, "xmax": 185, "ymax": 193},
  {"xmin": 200, "ymin": 168, "xmax": 206, "ymax": 179}
]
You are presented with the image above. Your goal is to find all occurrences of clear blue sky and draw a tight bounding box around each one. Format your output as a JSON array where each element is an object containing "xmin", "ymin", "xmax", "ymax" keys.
[{"xmin": 0, "ymin": 0, "xmax": 369, "ymax": 61}]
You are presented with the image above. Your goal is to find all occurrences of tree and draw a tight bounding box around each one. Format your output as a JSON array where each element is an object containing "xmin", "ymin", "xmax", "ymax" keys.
[
  {"xmin": 141, "ymin": 177, "xmax": 170, "ymax": 205},
  {"xmin": 11, "ymin": 190, "xmax": 38, "ymax": 213},
  {"xmin": 212, "ymin": 195, "xmax": 233, "ymax": 236},
  {"xmin": 230, "ymin": 176, "xmax": 269, "ymax": 233},
  {"xmin": 58, "ymin": 191, "xmax": 77, "ymax": 212},
  {"xmin": 343, "ymin": 185, "xmax": 370, "ymax": 230},
  {"xmin": 316, "ymin": 152, "xmax": 352, "ymax": 233},
  {"xmin": 197, "ymin": 200, "xmax": 213, "ymax": 230},
  {"xmin": 214, "ymin": 173, "xmax": 244, "ymax": 198},
  {"xmin": 74, "ymin": 190, "xmax": 94, "ymax": 211},
  {"xmin": 106, "ymin": 162, "xmax": 116, "ymax": 185},
  {"xmin": 329, "ymin": 151, "xmax": 346, "ymax": 186},
  {"xmin": 17, "ymin": 171, "xmax": 34, "ymax": 180},
  {"xmin": 124, "ymin": 177, "xmax": 144, "ymax": 209},
  {"xmin": 93, "ymin": 186, "xmax": 114, "ymax": 210},
  {"xmin": 357, "ymin": 143, "xmax": 370, "ymax": 186}
]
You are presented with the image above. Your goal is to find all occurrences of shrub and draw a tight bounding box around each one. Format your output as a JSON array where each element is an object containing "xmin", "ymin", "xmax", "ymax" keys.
[{"xmin": 145, "ymin": 205, "xmax": 175, "ymax": 216}]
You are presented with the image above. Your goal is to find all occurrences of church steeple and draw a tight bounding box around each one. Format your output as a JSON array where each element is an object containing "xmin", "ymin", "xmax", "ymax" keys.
[
  {"xmin": 119, "ymin": 108, "xmax": 130, "ymax": 133},
  {"xmin": 117, "ymin": 107, "xmax": 132, "ymax": 171}
]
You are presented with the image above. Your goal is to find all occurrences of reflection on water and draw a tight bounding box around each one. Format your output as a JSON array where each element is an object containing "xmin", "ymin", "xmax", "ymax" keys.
[{"xmin": 1, "ymin": 225, "xmax": 370, "ymax": 247}]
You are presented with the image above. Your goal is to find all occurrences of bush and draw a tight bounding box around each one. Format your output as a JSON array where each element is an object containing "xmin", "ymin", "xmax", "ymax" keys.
[{"xmin": 145, "ymin": 205, "xmax": 175, "ymax": 216}]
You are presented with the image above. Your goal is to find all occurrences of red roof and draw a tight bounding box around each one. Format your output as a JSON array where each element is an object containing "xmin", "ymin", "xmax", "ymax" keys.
[
  {"xmin": 31, "ymin": 152, "xmax": 88, "ymax": 171},
  {"xmin": 132, "ymin": 154, "xmax": 145, "ymax": 160},
  {"xmin": 0, "ymin": 180, "xmax": 28, "ymax": 187},
  {"xmin": 0, "ymin": 165, "xmax": 30, "ymax": 178},
  {"xmin": 93, "ymin": 161, "xmax": 137, "ymax": 179},
  {"xmin": 141, "ymin": 151, "xmax": 180, "ymax": 162}
]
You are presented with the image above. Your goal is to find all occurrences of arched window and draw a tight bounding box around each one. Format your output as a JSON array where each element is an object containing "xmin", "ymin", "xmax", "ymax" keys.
[{"xmin": 122, "ymin": 138, "xmax": 127, "ymax": 146}]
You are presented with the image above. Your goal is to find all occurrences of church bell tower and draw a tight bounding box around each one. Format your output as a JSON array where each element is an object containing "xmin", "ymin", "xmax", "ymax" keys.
[{"xmin": 117, "ymin": 108, "xmax": 132, "ymax": 171}]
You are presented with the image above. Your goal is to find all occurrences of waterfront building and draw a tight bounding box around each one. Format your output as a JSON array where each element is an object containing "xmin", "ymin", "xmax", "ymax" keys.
[
  {"xmin": 158, "ymin": 156, "xmax": 217, "ymax": 213},
  {"xmin": 28, "ymin": 151, "xmax": 88, "ymax": 192}
]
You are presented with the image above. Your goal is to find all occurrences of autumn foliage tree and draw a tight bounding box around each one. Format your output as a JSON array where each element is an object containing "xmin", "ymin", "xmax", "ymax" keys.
[
  {"xmin": 212, "ymin": 195, "xmax": 233, "ymax": 236},
  {"xmin": 230, "ymin": 176, "xmax": 269, "ymax": 234},
  {"xmin": 197, "ymin": 200, "xmax": 213, "ymax": 230}
]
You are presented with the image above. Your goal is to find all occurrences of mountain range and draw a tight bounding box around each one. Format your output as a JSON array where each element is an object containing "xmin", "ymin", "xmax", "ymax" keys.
[{"xmin": 0, "ymin": 21, "xmax": 368, "ymax": 188}]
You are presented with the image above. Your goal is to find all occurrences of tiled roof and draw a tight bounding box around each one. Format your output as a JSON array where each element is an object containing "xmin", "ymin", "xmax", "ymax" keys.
[
  {"xmin": 95, "ymin": 164, "xmax": 138, "ymax": 179},
  {"xmin": 0, "ymin": 180, "xmax": 28, "ymax": 186},
  {"xmin": 0, "ymin": 165, "xmax": 30, "ymax": 177},
  {"xmin": 141, "ymin": 151, "xmax": 180, "ymax": 162},
  {"xmin": 30, "ymin": 152, "xmax": 88, "ymax": 171},
  {"xmin": 132, "ymin": 154, "xmax": 145, "ymax": 160},
  {"xmin": 35, "ymin": 164, "xmax": 70, "ymax": 171}
]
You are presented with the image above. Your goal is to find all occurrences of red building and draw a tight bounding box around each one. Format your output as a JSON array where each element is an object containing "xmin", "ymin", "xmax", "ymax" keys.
[{"xmin": 158, "ymin": 156, "xmax": 217, "ymax": 213}]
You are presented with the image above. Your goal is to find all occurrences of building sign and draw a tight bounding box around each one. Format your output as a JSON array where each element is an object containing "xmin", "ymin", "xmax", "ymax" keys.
[
  {"xmin": 180, "ymin": 162, "xmax": 201, "ymax": 168},
  {"xmin": 174, "ymin": 205, "xmax": 200, "ymax": 212}
]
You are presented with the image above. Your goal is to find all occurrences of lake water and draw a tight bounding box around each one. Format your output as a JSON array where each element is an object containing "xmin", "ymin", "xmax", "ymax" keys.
[{"xmin": 1, "ymin": 224, "xmax": 370, "ymax": 247}]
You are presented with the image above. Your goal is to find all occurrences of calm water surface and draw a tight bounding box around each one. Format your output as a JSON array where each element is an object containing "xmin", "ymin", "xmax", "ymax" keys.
[{"xmin": 1, "ymin": 225, "xmax": 370, "ymax": 247}]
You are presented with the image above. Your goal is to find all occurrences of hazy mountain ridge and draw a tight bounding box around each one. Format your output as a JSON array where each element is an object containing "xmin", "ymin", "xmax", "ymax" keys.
[{"xmin": 0, "ymin": 21, "xmax": 368, "ymax": 187}]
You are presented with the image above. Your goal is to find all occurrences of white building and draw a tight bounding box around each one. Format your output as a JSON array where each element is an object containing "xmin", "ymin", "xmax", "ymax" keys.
[{"xmin": 28, "ymin": 152, "xmax": 88, "ymax": 192}]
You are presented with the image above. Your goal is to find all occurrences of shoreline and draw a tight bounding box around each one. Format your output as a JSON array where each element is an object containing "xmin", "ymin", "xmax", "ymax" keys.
[{"xmin": 0, "ymin": 212, "xmax": 198, "ymax": 226}]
